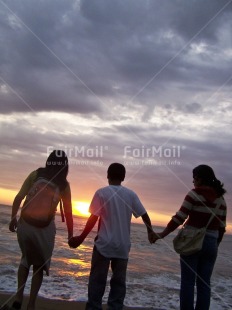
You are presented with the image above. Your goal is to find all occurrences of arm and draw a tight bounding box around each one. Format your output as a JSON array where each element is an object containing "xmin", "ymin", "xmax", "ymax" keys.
[
  {"xmin": 217, "ymin": 198, "xmax": 227, "ymax": 245},
  {"xmin": 142, "ymin": 212, "xmax": 153, "ymax": 233},
  {"xmin": 218, "ymin": 227, "xmax": 225, "ymax": 245},
  {"xmin": 61, "ymin": 184, "xmax": 73, "ymax": 240},
  {"xmin": 154, "ymin": 193, "xmax": 194, "ymax": 242},
  {"xmin": 141, "ymin": 212, "xmax": 156, "ymax": 243},
  {"xmin": 80, "ymin": 214, "xmax": 98, "ymax": 240},
  {"xmin": 152, "ymin": 219, "xmax": 180, "ymax": 243},
  {"xmin": 69, "ymin": 214, "xmax": 98, "ymax": 248},
  {"xmin": 9, "ymin": 171, "xmax": 37, "ymax": 232},
  {"xmin": 158, "ymin": 226, "xmax": 174, "ymax": 239},
  {"xmin": 9, "ymin": 194, "xmax": 24, "ymax": 232}
]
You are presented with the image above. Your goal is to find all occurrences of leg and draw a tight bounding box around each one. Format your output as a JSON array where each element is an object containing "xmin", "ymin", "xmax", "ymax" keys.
[
  {"xmin": 195, "ymin": 236, "xmax": 218, "ymax": 310},
  {"xmin": 180, "ymin": 253, "xmax": 199, "ymax": 310},
  {"xmin": 107, "ymin": 258, "xmax": 128, "ymax": 310},
  {"xmin": 86, "ymin": 247, "xmax": 110, "ymax": 310},
  {"xmin": 27, "ymin": 265, "xmax": 44, "ymax": 310},
  {"xmin": 14, "ymin": 264, "xmax": 30, "ymax": 306}
]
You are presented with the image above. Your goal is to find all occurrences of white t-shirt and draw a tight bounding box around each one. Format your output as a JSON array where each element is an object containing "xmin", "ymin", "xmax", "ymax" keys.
[{"xmin": 89, "ymin": 185, "xmax": 146, "ymax": 259}]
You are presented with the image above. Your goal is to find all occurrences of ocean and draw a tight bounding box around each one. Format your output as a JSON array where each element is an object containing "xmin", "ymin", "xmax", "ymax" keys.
[{"xmin": 0, "ymin": 204, "xmax": 232, "ymax": 309}]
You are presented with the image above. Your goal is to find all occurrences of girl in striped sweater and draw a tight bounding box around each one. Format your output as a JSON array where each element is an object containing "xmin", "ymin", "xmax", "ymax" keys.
[{"xmin": 155, "ymin": 165, "xmax": 227, "ymax": 310}]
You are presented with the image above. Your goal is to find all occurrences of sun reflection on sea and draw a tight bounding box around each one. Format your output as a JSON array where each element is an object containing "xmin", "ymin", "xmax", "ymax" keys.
[
  {"xmin": 67, "ymin": 258, "xmax": 89, "ymax": 267},
  {"xmin": 63, "ymin": 258, "xmax": 90, "ymax": 277},
  {"xmin": 53, "ymin": 255, "xmax": 91, "ymax": 277}
]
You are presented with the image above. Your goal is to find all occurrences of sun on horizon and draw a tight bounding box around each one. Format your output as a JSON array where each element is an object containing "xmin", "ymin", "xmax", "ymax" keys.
[{"xmin": 73, "ymin": 201, "xmax": 90, "ymax": 217}]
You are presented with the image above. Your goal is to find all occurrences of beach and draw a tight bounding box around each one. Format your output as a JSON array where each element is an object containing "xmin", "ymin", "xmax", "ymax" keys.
[
  {"xmin": 0, "ymin": 204, "xmax": 232, "ymax": 309},
  {"xmin": 0, "ymin": 292, "xmax": 159, "ymax": 310}
]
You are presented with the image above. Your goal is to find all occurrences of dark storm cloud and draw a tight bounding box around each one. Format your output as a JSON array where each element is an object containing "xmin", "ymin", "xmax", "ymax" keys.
[
  {"xmin": 168, "ymin": 0, "xmax": 232, "ymax": 42},
  {"xmin": 1, "ymin": 0, "xmax": 232, "ymax": 115}
]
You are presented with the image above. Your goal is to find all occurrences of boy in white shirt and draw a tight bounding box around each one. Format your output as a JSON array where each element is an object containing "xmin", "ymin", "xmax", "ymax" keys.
[{"xmin": 70, "ymin": 163, "xmax": 155, "ymax": 310}]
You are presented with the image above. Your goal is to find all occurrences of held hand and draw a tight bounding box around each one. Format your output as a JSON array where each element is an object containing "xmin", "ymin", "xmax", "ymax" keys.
[
  {"xmin": 149, "ymin": 231, "xmax": 163, "ymax": 244},
  {"xmin": 68, "ymin": 236, "xmax": 84, "ymax": 248},
  {"xmin": 154, "ymin": 231, "xmax": 166, "ymax": 243},
  {"xmin": 148, "ymin": 231, "xmax": 158, "ymax": 244},
  {"xmin": 9, "ymin": 218, "xmax": 17, "ymax": 232}
]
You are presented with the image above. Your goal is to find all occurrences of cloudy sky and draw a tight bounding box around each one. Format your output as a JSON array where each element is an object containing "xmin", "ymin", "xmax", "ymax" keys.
[{"xmin": 0, "ymin": 0, "xmax": 231, "ymax": 229}]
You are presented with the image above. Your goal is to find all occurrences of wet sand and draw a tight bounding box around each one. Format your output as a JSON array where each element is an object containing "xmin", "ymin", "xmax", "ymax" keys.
[{"xmin": 0, "ymin": 291, "xmax": 160, "ymax": 310}]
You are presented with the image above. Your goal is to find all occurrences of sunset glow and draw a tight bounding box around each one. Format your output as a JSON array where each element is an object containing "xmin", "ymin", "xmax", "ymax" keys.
[
  {"xmin": 0, "ymin": 188, "xmax": 17, "ymax": 205},
  {"xmin": 73, "ymin": 201, "xmax": 90, "ymax": 217}
]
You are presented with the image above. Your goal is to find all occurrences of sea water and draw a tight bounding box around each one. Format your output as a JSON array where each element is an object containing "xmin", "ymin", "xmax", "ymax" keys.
[{"xmin": 0, "ymin": 205, "xmax": 232, "ymax": 309}]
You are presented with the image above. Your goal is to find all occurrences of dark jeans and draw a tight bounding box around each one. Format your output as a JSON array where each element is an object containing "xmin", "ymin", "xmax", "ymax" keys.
[
  {"xmin": 180, "ymin": 235, "xmax": 218, "ymax": 310},
  {"xmin": 85, "ymin": 246, "xmax": 128, "ymax": 310}
]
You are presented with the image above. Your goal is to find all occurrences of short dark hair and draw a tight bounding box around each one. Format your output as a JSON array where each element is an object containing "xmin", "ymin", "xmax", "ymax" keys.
[{"xmin": 107, "ymin": 163, "xmax": 126, "ymax": 181}]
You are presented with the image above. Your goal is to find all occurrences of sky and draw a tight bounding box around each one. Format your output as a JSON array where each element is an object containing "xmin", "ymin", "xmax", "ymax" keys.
[{"xmin": 0, "ymin": 0, "xmax": 232, "ymax": 230}]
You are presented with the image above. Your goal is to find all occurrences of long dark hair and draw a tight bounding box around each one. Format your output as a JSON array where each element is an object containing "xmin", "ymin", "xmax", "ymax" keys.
[
  {"xmin": 193, "ymin": 164, "xmax": 226, "ymax": 196},
  {"xmin": 37, "ymin": 150, "xmax": 69, "ymax": 191}
]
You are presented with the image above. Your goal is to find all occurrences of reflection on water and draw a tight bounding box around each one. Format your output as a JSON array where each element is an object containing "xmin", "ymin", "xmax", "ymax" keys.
[
  {"xmin": 66, "ymin": 258, "xmax": 89, "ymax": 267},
  {"xmin": 57, "ymin": 268, "xmax": 90, "ymax": 277},
  {"xmin": 65, "ymin": 258, "xmax": 90, "ymax": 276},
  {"xmin": 52, "ymin": 252, "xmax": 91, "ymax": 278}
]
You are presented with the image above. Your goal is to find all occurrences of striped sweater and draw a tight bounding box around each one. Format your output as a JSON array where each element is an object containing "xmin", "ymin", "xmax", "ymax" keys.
[{"xmin": 167, "ymin": 186, "xmax": 227, "ymax": 235}]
